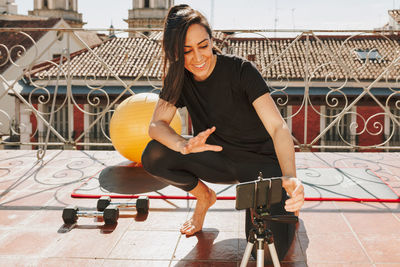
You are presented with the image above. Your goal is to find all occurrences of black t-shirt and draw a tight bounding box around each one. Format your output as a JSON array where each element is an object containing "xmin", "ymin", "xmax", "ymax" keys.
[{"xmin": 160, "ymin": 54, "xmax": 276, "ymax": 157}]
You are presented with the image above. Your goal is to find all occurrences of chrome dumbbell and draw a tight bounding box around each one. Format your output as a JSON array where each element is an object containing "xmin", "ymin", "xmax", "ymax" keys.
[
  {"xmin": 97, "ymin": 196, "xmax": 149, "ymax": 214},
  {"xmin": 62, "ymin": 206, "xmax": 119, "ymax": 225}
]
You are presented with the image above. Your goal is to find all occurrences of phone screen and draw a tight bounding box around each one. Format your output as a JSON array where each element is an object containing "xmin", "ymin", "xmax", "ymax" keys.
[{"xmin": 235, "ymin": 178, "xmax": 282, "ymax": 210}]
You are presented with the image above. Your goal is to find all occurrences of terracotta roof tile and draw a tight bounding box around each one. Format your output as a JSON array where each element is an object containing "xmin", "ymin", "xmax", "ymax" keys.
[
  {"xmin": 0, "ymin": 18, "xmax": 61, "ymax": 74},
  {"xmin": 389, "ymin": 9, "xmax": 400, "ymax": 24},
  {"xmin": 74, "ymin": 31, "xmax": 102, "ymax": 47},
  {"xmin": 28, "ymin": 32, "xmax": 400, "ymax": 82}
]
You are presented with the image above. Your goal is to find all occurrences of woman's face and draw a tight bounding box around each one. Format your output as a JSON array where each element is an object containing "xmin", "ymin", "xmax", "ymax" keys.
[{"xmin": 183, "ymin": 24, "xmax": 216, "ymax": 81}]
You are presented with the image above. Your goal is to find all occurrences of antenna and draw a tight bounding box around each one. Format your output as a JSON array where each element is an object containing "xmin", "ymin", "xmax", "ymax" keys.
[
  {"xmin": 291, "ymin": 8, "xmax": 296, "ymax": 30},
  {"xmin": 210, "ymin": 0, "xmax": 215, "ymax": 28},
  {"xmin": 274, "ymin": 0, "xmax": 278, "ymax": 37}
]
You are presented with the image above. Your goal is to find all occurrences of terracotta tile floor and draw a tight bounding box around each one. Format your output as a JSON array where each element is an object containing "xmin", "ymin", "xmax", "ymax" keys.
[{"xmin": 0, "ymin": 150, "xmax": 399, "ymax": 266}]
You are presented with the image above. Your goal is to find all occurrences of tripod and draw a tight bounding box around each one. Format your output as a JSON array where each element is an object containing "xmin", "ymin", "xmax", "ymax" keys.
[
  {"xmin": 238, "ymin": 173, "xmax": 298, "ymax": 267},
  {"xmin": 240, "ymin": 208, "xmax": 298, "ymax": 267}
]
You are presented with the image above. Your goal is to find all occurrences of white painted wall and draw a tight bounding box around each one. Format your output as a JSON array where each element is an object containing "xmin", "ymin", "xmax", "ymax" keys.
[{"xmin": 0, "ymin": 19, "xmax": 93, "ymax": 139}]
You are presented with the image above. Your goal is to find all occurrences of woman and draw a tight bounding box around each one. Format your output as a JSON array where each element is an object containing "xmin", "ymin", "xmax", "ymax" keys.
[{"xmin": 142, "ymin": 4, "xmax": 304, "ymax": 260}]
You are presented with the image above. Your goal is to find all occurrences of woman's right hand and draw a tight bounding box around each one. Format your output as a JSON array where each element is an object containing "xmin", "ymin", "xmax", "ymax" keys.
[{"xmin": 179, "ymin": 126, "xmax": 223, "ymax": 154}]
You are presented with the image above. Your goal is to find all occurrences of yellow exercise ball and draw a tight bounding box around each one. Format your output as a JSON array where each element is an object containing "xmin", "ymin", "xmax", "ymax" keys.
[{"xmin": 110, "ymin": 93, "xmax": 182, "ymax": 163}]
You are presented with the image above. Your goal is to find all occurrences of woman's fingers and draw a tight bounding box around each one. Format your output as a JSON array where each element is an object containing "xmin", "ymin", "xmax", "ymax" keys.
[
  {"xmin": 291, "ymin": 181, "xmax": 304, "ymax": 198},
  {"xmin": 189, "ymin": 131, "xmax": 208, "ymax": 146},
  {"xmin": 285, "ymin": 192, "xmax": 304, "ymax": 212},
  {"xmin": 181, "ymin": 127, "xmax": 219, "ymax": 154},
  {"xmin": 284, "ymin": 179, "xmax": 305, "ymax": 212},
  {"xmin": 197, "ymin": 127, "xmax": 215, "ymax": 143},
  {"xmin": 184, "ymin": 143, "xmax": 223, "ymax": 154},
  {"xmin": 203, "ymin": 144, "xmax": 223, "ymax": 152}
]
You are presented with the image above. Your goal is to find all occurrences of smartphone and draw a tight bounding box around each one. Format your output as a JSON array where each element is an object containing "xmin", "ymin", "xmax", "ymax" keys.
[{"xmin": 235, "ymin": 177, "xmax": 282, "ymax": 210}]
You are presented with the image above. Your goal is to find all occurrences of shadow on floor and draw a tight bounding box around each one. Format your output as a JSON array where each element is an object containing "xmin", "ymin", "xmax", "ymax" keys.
[
  {"xmin": 99, "ymin": 163, "xmax": 168, "ymax": 194},
  {"xmin": 174, "ymin": 219, "xmax": 309, "ymax": 266}
]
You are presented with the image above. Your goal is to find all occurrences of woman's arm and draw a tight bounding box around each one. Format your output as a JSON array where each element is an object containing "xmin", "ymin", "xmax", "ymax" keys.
[
  {"xmin": 253, "ymin": 93, "xmax": 296, "ymax": 177},
  {"xmin": 149, "ymin": 98, "xmax": 222, "ymax": 154},
  {"xmin": 252, "ymin": 93, "xmax": 304, "ymax": 213},
  {"xmin": 149, "ymin": 99, "xmax": 187, "ymax": 152}
]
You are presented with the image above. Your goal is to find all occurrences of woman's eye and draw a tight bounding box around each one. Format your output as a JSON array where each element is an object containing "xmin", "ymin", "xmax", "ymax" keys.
[{"xmin": 183, "ymin": 44, "xmax": 207, "ymax": 54}]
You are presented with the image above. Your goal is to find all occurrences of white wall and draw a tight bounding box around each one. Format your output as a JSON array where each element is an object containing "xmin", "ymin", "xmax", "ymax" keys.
[
  {"xmin": 0, "ymin": 19, "xmax": 92, "ymax": 138},
  {"xmin": 389, "ymin": 17, "xmax": 400, "ymax": 30},
  {"xmin": 19, "ymin": 101, "xmax": 32, "ymax": 150}
]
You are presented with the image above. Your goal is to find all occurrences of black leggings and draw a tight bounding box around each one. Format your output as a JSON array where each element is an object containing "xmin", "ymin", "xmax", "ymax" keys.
[{"xmin": 141, "ymin": 140, "xmax": 296, "ymax": 260}]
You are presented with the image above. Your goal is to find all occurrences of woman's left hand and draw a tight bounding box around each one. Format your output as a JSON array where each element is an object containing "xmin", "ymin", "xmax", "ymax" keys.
[{"xmin": 282, "ymin": 177, "xmax": 304, "ymax": 215}]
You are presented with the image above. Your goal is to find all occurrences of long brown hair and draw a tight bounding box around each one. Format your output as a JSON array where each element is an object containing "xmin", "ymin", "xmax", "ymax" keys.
[{"xmin": 161, "ymin": 5, "xmax": 214, "ymax": 105}]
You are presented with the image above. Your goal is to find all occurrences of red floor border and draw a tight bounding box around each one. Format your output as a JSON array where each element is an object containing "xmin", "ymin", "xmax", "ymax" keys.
[{"xmin": 71, "ymin": 167, "xmax": 400, "ymax": 202}]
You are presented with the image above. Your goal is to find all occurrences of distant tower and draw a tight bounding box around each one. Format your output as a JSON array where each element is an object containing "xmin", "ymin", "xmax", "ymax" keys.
[
  {"xmin": 28, "ymin": 0, "xmax": 84, "ymax": 28},
  {"xmin": 109, "ymin": 21, "xmax": 116, "ymax": 38},
  {"xmin": 0, "ymin": 0, "xmax": 18, "ymax": 14},
  {"xmin": 125, "ymin": 0, "xmax": 174, "ymax": 37}
]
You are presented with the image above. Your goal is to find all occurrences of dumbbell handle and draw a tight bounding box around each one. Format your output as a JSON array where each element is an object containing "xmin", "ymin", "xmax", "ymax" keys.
[
  {"xmin": 76, "ymin": 211, "xmax": 104, "ymax": 218},
  {"xmin": 109, "ymin": 202, "xmax": 137, "ymax": 208}
]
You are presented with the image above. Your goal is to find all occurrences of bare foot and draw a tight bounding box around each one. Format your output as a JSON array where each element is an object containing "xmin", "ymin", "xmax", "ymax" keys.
[{"xmin": 180, "ymin": 187, "xmax": 217, "ymax": 236}]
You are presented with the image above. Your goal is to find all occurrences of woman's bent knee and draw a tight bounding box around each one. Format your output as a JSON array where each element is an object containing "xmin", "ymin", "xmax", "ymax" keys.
[
  {"xmin": 142, "ymin": 140, "xmax": 162, "ymax": 173},
  {"xmin": 141, "ymin": 140, "xmax": 176, "ymax": 175}
]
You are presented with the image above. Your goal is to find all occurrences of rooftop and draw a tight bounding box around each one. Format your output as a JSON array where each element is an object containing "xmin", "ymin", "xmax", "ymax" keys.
[
  {"xmin": 0, "ymin": 149, "xmax": 399, "ymax": 266},
  {"xmin": 0, "ymin": 18, "xmax": 61, "ymax": 74},
  {"xmin": 0, "ymin": 13, "xmax": 47, "ymax": 21},
  {"xmin": 26, "ymin": 33, "xmax": 400, "ymax": 83}
]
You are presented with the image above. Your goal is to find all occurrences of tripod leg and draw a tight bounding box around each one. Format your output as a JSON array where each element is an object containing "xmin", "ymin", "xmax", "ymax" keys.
[
  {"xmin": 240, "ymin": 241, "xmax": 254, "ymax": 267},
  {"xmin": 257, "ymin": 240, "xmax": 264, "ymax": 267},
  {"xmin": 267, "ymin": 242, "xmax": 281, "ymax": 267}
]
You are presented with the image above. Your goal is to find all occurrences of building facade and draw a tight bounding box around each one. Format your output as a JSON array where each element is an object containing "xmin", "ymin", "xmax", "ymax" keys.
[
  {"xmin": 2, "ymin": 3, "xmax": 400, "ymax": 153},
  {"xmin": 0, "ymin": 0, "xmax": 18, "ymax": 14},
  {"xmin": 29, "ymin": 0, "xmax": 84, "ymax": 28},
  {"xmin": 13, "ymin": 31, "xmax": 400, "ymax": 153},
  {"xmin": 125, "ymin": 0, "xmax": 173, "ymax": 37}
]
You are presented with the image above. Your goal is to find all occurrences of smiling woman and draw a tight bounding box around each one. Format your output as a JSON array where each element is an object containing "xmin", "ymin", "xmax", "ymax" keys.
[{"xmin": 141, "ymin": 4, "xmax": 304, "ymax": 264}]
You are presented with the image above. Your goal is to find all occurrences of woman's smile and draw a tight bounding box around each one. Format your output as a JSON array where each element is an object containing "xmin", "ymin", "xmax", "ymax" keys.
[
  {"xmin": 184, "ymin": 24, "xmax": 217, "ymax": 81},
  {"xmin": 194, "ymin": 62, "xmax": 206, "ymax": 69}
]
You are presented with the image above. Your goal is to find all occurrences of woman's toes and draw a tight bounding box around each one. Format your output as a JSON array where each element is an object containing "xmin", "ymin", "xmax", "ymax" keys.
[
  {"xmin": 180, "ymin": 225, "xmax": 188, "ymax": 233},
  {"xmin": 183, "ymin": 225, "xmax": 196, "ymax": 236}
]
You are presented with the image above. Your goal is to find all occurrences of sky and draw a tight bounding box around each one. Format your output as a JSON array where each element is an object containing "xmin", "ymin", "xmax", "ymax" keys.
[{"xmin": 15, "ymin": 0, "xmax": 400, "ymax": 34}]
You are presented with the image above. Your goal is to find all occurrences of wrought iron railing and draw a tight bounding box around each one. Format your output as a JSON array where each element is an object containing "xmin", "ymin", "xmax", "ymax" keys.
[{"xmin": 0, "ymin": 27, "xmax": 399, "ymax": 160}]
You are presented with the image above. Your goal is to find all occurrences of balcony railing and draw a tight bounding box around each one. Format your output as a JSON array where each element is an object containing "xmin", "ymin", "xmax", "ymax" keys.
[{"xmin": 0, "ymin": 27, "xmax": 399, "ymax": 160}]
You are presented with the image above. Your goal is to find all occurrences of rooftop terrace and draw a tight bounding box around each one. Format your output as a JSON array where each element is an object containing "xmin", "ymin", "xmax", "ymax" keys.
[{"xmin": 0, "ymin": 150, "xmax": 399, "ymax": 266}]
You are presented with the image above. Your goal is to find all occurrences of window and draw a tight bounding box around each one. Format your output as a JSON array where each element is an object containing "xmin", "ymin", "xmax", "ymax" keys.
[
  {"xmin": 43, "ymin": 0, "xmax": 48, "ymax": 9},
  {"xmin": 88, "ymin": 106, "xmax": 115, "ymax": 150},
  {"xmin": 277, "ymin": 105, "xmax": 287, "ymax": 120},
  {"xmin": 355, "ymin": 49, "xmax": 383, "ymax": 62},
  {"xmin": 388, "ymin": 107, "xmax": 400, "ymax": 147},
  {"xmin": 144, "ymin": 0, "xmax": 150, "ymax": 8},
  {"xmin": 56, "ymin": 30, "xmax": 64, "ymax": 41},
  {"xmin": 37, "ymin": 104, "xmax": 70, "ymax": 148},
  {"xmin": 68, "ymin": 0, "xmax": 74, "ymax": 10},
  {"xmin": 277, "ymin": 105, "xmax": 291, "ymax": 132},
  {"xmin": 323, "ymin": 107, "xmax": 355, "ymax": 151}
]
